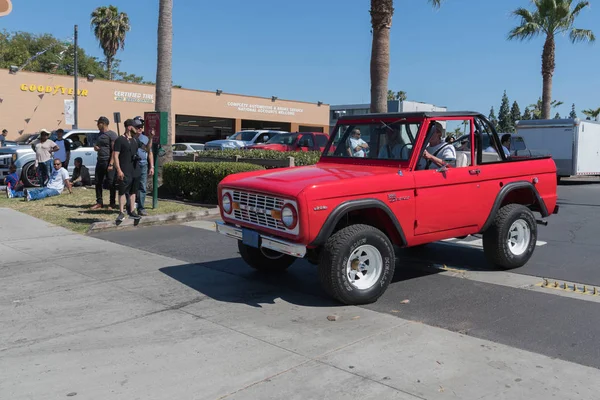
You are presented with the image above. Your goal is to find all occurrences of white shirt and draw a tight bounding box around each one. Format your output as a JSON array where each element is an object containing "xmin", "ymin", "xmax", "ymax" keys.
[
  {"xmin": 420, "ymin": 142, "xmax": 456, "ymax": 169},
  {"xmin": 348, "ymin": 137, "xmax": 367, "ymax": 157},
  {"xmin": 46, "ymin": 167, "xmax": 69, "ymax": 192}
]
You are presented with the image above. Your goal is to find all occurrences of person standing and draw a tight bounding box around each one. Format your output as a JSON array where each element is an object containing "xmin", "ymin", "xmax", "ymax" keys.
[
  {"xmin": 132, "ymin": 116, "xmax": 154, "ymax": 216},
  {"xmin": 0, "ymin": 129, "xmax": 7, "ymax": 146},
  {"xmin": 91, "ymin": 116, "xmax": 118, "ymax": 210},
  {"xmin": 113, "ymin": 119, "xmax": 142, "ymax": 222},
  {"xmin": 53, "ymin": 129, "xmax": 71, "ymax": 169},
  {"xmin": 31, "ymin": 129, "xmax": 59, "ymax": 186}
]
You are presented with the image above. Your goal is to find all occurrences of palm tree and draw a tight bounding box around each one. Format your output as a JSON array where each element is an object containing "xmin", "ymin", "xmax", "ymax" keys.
[
  {"xmin": 582, "ymin": 107, "xmax": 600, "ymax": 121},
  {"xmin": 156, "ymin": 0, "xmax": 173, "ymax": 166},
  {"xmin": 370, "ymin": 0, "xmax": 442, "ymax": 113},
  {"xmin": 508, "ymin": 0, "xmax": 595, "ymax": 119},
  {"xmin": 90, "ymin": 5, "xmax": 130, "ymax": 80},
  {"xmin": 387, "ymin": 89, "xmax": 407, "ymax": 101}
]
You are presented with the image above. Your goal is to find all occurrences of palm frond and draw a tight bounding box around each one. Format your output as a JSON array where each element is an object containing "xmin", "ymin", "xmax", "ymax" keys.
[
  {"xmin": 508, "ymin": 23, "xmax": 542, "ymax": 41},
  {"xmin": 570, "ymin": 28, "xmax": 595, "ymax": 43},
  {"xmin": 570, "ymin": 1, "xmax": 590, "ymax": 19},
  {"xmin": 511, "ymin": 7, "xmax": 535, "ymax": 23},
  {"xmin": 428, "ymin": 0, "xmax": 444, "ymax": 9}
]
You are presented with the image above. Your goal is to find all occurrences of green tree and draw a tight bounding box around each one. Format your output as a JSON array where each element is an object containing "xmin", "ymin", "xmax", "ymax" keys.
[
  {"xmin": 387, "ymin": 89, "xmax": 407, "ymax": 101},
  {"xmin": 569, "ymin": 103, "xmax": 577, "ymax": 119},
  {"xmin": 156, "ymin": 0, "xmax": 174, "ymax": 169},
  {"xmin": 554, "ymin": 112, "xmax": 561, "ymax": 119},
  {"xmin": 370, "ymin": 0, "xmax": 442, "ymax": 113},
  {"xmin": 582, "ymin": 107, "xmax": 600, "ymax": 121},
  {"xmin": 488, "ymin": 106, "xmax": 498, "ymax": 129},
  {"xmin": 522, "ymin": 107, "xmax": 532, "ymax": 120},
  {"xmin": 508, "ymin": 0, "xmax": 595, "ymax": 119},
  {"xmin": 510, "ymin": 100, "xmax": 521, "ymax": 127},
  {"xmin": 91, "ymin": 5, "xmax": 130, "ymax": 80},
  {"xmin": 498, "ymin": 90, "xmax": 513, "ymax": 132},
  {"xmin": 529, "ymin": 98, "xmax": 563, "ymax": 119}
]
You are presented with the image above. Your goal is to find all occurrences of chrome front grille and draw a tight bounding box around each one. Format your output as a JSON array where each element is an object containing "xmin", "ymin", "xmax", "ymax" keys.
[{"xmin": 232, "ymin": 190, "xmax": 287, "ymax": 231}]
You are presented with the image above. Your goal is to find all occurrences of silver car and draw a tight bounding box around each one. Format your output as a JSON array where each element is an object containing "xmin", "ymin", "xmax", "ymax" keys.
[{"xmin": 204, "ymin": 130, "xmax": 286, "ymax": 151}]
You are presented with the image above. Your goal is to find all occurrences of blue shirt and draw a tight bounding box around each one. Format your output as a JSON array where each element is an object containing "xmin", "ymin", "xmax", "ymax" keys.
[
  {"xmin": 5, "ymin": 172, "xmax": 18, "ymax": 188},
  {"xmin": 137, "ymin": 134, "xmax": 149, "ymax": 166}
]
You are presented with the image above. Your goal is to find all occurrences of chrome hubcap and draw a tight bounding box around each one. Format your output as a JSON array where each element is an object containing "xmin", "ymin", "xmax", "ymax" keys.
[
  {"xmin": 507, "ymin": 219, "xmax": 531, "ymax": 256},
  {"xmin": 346, "ymin": 245, "xmax": 382, "ymax": 290}
]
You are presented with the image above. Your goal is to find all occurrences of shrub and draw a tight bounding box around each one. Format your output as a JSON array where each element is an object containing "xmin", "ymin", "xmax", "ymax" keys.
[
  {"xmin": 163, "ymin": 161, "xmax": 264, "ymax": 203},
  {"xmin": 200, "ymin": 149, "xmax": 321, "ymax": 167}
]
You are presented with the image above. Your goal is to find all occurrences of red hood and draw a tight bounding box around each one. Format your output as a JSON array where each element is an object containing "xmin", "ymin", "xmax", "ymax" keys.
[
  {"xmin": 247, "ymin": 144, "xmax": 291, "ymax": 151},
  {"xmin": 220, "ymin": 162, "xmax": 414, "ymax": 200}
]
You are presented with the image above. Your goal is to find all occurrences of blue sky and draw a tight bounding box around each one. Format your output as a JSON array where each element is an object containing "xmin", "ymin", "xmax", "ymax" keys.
[{"xmin": 2, "ymin": 0, "xmax": 599, "ymax": 117}]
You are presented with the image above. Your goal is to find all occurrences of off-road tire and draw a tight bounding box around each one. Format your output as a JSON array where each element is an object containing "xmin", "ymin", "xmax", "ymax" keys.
[
  {"xmin": 237, "ymin": 241, "xmax": 296, "ymax": 272},
  {"xmin": 483, "ymin": 204, "xmax": 537, "ymax": 269},
  {"xmin": 22, "ymin": 162, "xmax": 39, "ymax": 187},
  {"xmin": 318, "ymin": 224, "xmax": 395, "ymax": 305}
]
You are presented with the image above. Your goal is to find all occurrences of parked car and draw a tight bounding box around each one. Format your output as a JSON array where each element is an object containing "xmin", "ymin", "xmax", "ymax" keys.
[
  {"xmin": 172, "ymin": 142, "xmax": 205, "ymax": 157},
  {"xmin": 204, "ymin": 130, "xmax": 286, "ymax": 151},
  {"xmin": 0, "ymin": 129, "xmax": 99, "ymax": 186},
  {"xmin": 215, "ymin": 111, "xmax": 559, "ymax": 305},
  {"xmin": 247, "ymin": 132, "xmax": 329, "ymax": 152},
  {"xmin": 13, "ymin": 132, "xmax": 40, "ymax": 145}
]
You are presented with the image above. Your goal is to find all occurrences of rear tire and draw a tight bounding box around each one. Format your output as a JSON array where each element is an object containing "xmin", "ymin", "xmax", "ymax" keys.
[
  {"xmin": 22, "ymin": 162, "xmax": 39, "ymax": 187},
  {"xmin": 318, "ymin": 224, "xmax": 395, "ymax": 305},
  {"xmin": 483, "ymin": 204, "xmax": 537, "ymax": 269},
  {"xmin": 237, "ymin": 241, "xmax": 295, "ymax": 272}
]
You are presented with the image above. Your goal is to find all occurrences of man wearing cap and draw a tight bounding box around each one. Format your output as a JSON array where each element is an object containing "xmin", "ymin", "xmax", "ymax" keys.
[
  {"xmin": 0, "ymin": 129, "xmax": 7, "ymax": 146},
  {"xmin": 132, "ymin": 116, "xmax": 154, "ymax": 215},
  {"xmin": 31, "ymin": 129, "xmax": 59, "ymax": 186},
  {"xmin": 113, "ymin": 119, "xmax": 141, "ymax": 222},
  {"xmin": 91, "ymin": 116, "xmax": 118, "ymax": 210}
]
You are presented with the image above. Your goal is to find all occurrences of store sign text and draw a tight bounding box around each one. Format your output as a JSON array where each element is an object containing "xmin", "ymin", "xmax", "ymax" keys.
[
  {"xmin": 20, "ymin": 84, "xmax": 88, "ymax": 96},
  {"xmin": 114, "ymin": 90, "xmax": 154, "ymax": 104},
  {"xmin": 227, "ymin": 102, "xmax": 304, "ymax": 116}
]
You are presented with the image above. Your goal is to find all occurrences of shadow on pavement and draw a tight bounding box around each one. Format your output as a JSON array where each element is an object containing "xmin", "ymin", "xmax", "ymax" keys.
[{"xmin": 558, "ymin": 180, "xmax": 600, "ymax": 186}]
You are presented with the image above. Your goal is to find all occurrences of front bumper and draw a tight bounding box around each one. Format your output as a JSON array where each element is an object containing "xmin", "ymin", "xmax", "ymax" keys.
[{"xmin": 215, "ymin": 221, "xmax": 306, "ymax": 258}]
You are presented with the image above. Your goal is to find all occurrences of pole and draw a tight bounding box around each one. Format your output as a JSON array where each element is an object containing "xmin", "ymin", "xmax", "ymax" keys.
[
  {"xmin": 152, "ymin": 143, "xmax": 159, "ymax": 209},
  {"xmin": 73, "ymin": 24, "xmax": 79, "ymax": 129}
]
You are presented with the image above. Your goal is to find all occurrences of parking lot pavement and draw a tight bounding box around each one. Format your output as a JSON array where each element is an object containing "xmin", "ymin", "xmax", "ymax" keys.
[{"xmin": 3, "ymin": 207, "xmax": 600, "ymax": 399}]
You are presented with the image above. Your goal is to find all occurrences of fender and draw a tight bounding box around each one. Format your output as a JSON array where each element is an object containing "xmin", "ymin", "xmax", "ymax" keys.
[
  {"xmin": 480, "ymin": 181, "xmax": 549, "ymax": 232},
  {"xmin": 309, "ymin": 198, "xmax": 407, "ymax": 247}
]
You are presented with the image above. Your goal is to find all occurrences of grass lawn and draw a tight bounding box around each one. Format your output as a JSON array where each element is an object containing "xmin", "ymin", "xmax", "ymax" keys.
[{"xmin": 0, "ymin": 186, "xmax": 203, "ymax": 234}]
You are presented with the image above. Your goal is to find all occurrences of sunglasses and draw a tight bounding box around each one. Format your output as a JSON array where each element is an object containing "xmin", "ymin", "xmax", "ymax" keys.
[{"xmin": 53, "ymin": 163, "xmax": 62, "ymax": 166}]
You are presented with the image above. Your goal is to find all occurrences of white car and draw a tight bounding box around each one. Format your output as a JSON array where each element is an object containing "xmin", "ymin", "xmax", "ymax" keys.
[
  {"xmin": 204, "ymin": 130, "xmax": 287, "ymax": 151},
  {"xmin": 172, "ymin": 143, "xmax": 205, "ymax": 157}
]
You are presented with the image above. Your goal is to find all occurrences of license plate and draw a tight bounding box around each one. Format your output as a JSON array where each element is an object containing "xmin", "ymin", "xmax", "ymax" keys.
[{"xmin": 242, "ymin": 228, "xmax": 260, "ymax": 248}]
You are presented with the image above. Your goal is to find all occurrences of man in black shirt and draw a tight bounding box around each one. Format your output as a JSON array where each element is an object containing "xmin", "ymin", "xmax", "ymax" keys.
[
  {"xmin": 70, "ymin": 157, "xmax": 91, "ymax": 187},
  {"xmin": 91, "ymin": 116, "xmax": 118, "ymax": 210},
  {"xmin": 113, "ymin": 119, "xmax": 142, "ymax": 222}
]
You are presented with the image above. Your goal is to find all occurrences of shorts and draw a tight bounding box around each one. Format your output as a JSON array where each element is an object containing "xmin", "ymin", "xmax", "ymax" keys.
[{"xmin": 117, "ymin": 175, "xmax": 141, "ymax": 196}]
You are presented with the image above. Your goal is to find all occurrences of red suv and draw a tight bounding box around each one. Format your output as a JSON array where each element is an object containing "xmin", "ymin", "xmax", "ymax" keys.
[
  {"xmin": 216, "ymin": 112, "xmax": 559, "ymax": 305},
  {"xmin": 248, "ymin": 132, "xmax": 329, "ymax": 152}
]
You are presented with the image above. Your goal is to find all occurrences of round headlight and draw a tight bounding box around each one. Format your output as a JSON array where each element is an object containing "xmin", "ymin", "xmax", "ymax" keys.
[
  {"xmin": 222, "ymin": 192, "xmax": 232, "ymax": 214},
  {"xmin": 281, "ymin": 204, "xmax": 297, "ymax": 229}
]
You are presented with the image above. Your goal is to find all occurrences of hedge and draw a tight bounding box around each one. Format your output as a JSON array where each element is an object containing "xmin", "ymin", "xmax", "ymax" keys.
[
  {"xmin": 200, "ymin": 149, "xmax": 321, "ymax": 166},
  {"xmin": 163, "ymin": 161, "xmax": 264, "ymax": 203}
]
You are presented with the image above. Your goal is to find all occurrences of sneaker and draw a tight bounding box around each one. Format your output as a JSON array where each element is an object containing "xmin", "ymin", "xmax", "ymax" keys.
[
  {"xmin": 116, "ymin": 212, "xmax": 125, "ymax": 223},
  {"xmin": 138, "ymin": 209, "xmax": 148, "ymax": 216},
  {"xmin": 90, "ymin": 203, "xmax": 103, "ymax": 210},
  {"xmin": 24, "ymin": 189, "xmax": 31, "ymax": 202},
  {"xmin": 128, "ymin": 211, "xmax": 141, "ymax": 220},
  {"xmin": 6, "ymin": 187, "xmax": 12, "ymax": 199}
]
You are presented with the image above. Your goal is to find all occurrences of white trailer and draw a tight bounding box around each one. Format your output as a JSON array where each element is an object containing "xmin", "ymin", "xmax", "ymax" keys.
[{"xmin": 515, "ymin": 119, "xmax": 600, "ymax": 179}]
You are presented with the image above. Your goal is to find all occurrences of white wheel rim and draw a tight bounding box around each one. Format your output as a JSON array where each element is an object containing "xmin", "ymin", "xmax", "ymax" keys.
[
  {"xmin": 345, "ymin": 245, "xmax": 383, "ymax": 290},
  {"xmin": 507, "ymin": 219, "xmax": 531, "ymax": 256}
]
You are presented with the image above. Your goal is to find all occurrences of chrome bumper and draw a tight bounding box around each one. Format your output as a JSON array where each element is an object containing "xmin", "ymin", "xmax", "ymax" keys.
[{"xmin": 215, "ymin": 221, "xmax": 306, "ymax": 258}]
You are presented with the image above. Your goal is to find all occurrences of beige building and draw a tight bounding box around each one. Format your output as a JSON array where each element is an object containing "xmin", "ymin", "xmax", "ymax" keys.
[{"xmin": 0, "ymin": 69, "xmax": 329, "ymax": 142}]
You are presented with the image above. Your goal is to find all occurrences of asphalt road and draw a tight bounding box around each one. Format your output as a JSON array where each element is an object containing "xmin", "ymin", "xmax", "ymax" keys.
[{"xmin": 92, "ymin": 180, "xmax": 600, "ymax": 370}]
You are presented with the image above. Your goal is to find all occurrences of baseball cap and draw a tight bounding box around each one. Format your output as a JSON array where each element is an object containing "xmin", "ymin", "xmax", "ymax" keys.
[
  {"xmin": 96, "ymin": 116, "xmax": 109, "ymax": 125},
  {"xmin": 132, "ymin": 118, "xmax": 143, "ymax": 128},
  {"xmin": 124, "ymin": 119, "xmax": 134, "ymax": 128},
  {"xmin": 39, "ymin": 128, "xmax": 50, "ymax": 136}
]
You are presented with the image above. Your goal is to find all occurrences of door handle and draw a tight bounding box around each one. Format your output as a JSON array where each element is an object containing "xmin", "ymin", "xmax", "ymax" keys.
[
  {"xmin": 85, "ymin": 152, "xmax": 92, "ymax": 156},
  {"xmin": 469, "ymin": 169, "xmax": 481, "ymax": 175}
]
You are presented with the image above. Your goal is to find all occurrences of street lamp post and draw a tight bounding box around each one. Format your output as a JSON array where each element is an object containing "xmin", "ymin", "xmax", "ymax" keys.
[{"xmin": 73, "ymin": 24, "xmax": 78, "ymax": 129}]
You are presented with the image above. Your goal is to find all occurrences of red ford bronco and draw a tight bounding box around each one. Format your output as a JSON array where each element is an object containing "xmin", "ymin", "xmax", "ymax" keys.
[{"xmin": 216, "ymin": 112, "xmax": 559, "ymax": 305}]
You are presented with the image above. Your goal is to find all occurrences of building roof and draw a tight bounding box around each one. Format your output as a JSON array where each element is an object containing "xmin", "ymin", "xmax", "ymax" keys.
[{"xmin": 337, "ymin": 111, "xmax": 483, "ymax": 121}]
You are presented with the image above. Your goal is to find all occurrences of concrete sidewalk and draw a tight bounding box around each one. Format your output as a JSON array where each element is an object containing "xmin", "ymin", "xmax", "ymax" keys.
[{"xmin": 1, "ymin": 208, "xmax": 598, "ymax": 400}]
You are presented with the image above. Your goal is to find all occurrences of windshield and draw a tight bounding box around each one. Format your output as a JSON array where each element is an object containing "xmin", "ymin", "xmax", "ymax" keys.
[
  {"xmin": 266, "ymin": 133, "xmax": 299, "ymax": 145},
  {"xmin": 229, "ymin": 131, "xmax": 258, "ymax": 142},
  {"xmin": 324, "ymin": 120, "xmax": 422, "ymax": 161}
]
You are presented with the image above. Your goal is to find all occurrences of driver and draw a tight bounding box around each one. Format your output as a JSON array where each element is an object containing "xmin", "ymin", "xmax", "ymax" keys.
[{"xmin": 421, "ymin": 122, "xmax": 456, "ymax": 169}]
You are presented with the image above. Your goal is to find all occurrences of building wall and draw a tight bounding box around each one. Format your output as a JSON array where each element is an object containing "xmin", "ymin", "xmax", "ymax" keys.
[{"xmin": 0, "ymin": 69, "xmax": 329, "ymax": 140}]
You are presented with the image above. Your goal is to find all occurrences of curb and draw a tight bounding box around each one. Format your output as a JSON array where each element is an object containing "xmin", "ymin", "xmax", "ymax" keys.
[{"xmin": 86, "ymin": 208, "xmax": 220, "ymax": 234}]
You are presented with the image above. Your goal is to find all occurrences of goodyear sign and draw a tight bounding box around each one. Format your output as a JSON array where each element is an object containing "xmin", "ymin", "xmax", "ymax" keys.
[{"xmin": 20, "ymin": 84, "xmax": 88, "ymax": 97}]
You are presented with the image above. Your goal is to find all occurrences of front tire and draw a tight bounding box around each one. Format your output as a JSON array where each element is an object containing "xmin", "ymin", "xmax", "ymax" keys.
[
  {"xmin": 237, "ymin": 241, "xmax": 296, "ymax": 272},
  {"xmin": 22, "ymin": 162, "xmax": 39, "ymax": 187},
  {"xmin": 318, "ymin": 224, "xmax": 395, "ymax": 305},
  {"xmin": 483, "ymin": 204, "xmax": 537, "ymax": 269}
]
